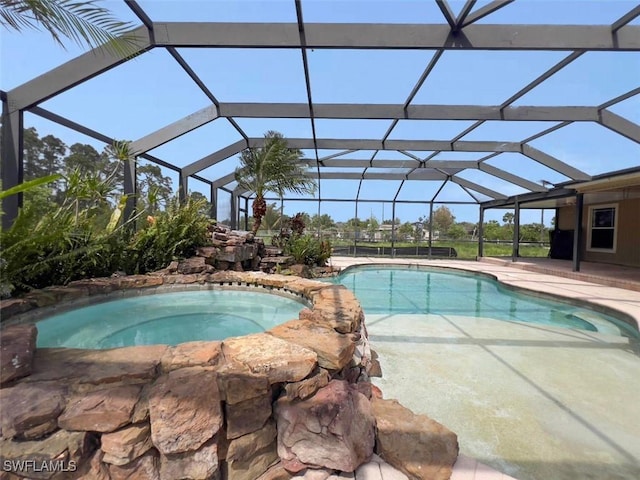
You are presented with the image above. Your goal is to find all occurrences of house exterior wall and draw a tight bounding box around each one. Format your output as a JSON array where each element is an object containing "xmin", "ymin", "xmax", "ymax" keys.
[{"xmin": 557, "ymin": 196, "xmax": 640, "ymax": 267}]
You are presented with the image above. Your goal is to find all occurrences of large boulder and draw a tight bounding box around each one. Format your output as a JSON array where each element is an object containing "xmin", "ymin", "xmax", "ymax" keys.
[
  {"xmin": 0, "ymin": 430, "xmax": 94, "ymax": 480},
  {"xmin": 0, "ymin": 382, "xmax": 66, "ymax": 440},
  {"xmin": 371, "ymin": 397, "xmax": 458, "ymax": 480},
  {"xmin": 0, "ymin": 298, "xmax": 34, "ymax": 320},
  {"xmin": 160, "ymin": 341, "xmax": 222, "ymax": 372},
  {"xmin": 226, "ymin": 442, "xmax": 278, "ymax": 480},
  {"xmin": 283, "ymin": 368, "xmax": 330, "ymax": 401},
  {"xmin": 25, "ymin": 345, "xmax": 167, "ymax": 385},
  {"xmin": 177, "ymin": 257, "xmax": 213, "ymax": 275},
  {"xmin": 222, "ymin": 334, "xmax": 317, "ymax": 384},
  {"xmin": 58, "ymin": 384, "xmax": 142, "ymax": 433},
  {"xmin": 77, "ymin": 450, "xmax": 110, "ymax": 480},
  {"xmin": 275, "ymin": 380, "xmax": 375, "ymax": 473},
  {"xmin": 226, "ymin": 420, "xmax": 277, "ymax": 464},
  {"xmin": 0, "ymin": 323, "xmax": 37, "ymax": 385},
  {"xmin": 268, "ymin": 320, "xmax": 356, "ymax": 371},
  {"xmin": 216, "ymin": 364, "xmax": 270, "ymax": 404},
  {"xmin": 256, "ymin": 463, "xmax": 294, "ymax": 480},
  {"xmin": 149, "ymin": 367, "xmax": 222, "ymax": 455},
  {"xmin": 109, "ymin": 450, "xmax": 160, "ymax": 480},
  {"xmin": 307, "ymin": 286, "xmax": 363, "ymax": 334},
  {"xmin": 225, "ymin": 393, "xmax": 272, "ymax": 439},
  {"xmin": 101, "ymin": 423, "xmax": 153, "ymax": 466},
  {"xmin": 226, "ymin": 421, "xmax": 279, "ymax": 480},
  {"xmin": 159, "ymin": 439, "xmax": 219, "ymax": 480}
]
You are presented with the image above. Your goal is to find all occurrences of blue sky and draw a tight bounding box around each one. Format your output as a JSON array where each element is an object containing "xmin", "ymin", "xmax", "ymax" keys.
[{"xmin": 1, "ymin": 0, "xmax": 639, "ymax": 225}]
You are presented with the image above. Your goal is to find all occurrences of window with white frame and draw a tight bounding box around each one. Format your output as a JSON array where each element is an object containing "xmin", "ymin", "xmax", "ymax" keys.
[{"xmin": 587, "ymin": 203, "xmax": 618, "ymax": 253}]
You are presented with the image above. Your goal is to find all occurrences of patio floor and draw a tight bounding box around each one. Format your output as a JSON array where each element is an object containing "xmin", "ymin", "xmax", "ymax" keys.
[{"xmin": 480, "ymin": 257, "xmax": 640, "ymax": 292}]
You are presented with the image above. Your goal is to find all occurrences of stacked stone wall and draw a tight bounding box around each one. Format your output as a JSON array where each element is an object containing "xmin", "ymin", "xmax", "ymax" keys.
[{"xmin": 1, "ymin": 269, "xmax": 458, "ymax": 480}]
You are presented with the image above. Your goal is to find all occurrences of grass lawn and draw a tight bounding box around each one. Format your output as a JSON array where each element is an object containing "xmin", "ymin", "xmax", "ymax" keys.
[{"xmin": 333, "ymin": 240, "xmax": 549, "ymax": 260}]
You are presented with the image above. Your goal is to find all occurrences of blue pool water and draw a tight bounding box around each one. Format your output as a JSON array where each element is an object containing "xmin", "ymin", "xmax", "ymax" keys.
[
  {"xmin": 329, "ymin": 266, "xmax": 638, "ymax": 339},
  {"xmin": 36, "ymin": 290, "xmax": 306, "ymax": 349}
]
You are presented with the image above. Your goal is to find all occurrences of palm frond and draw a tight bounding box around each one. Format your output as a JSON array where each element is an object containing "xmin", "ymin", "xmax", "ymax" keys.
[
  {"xmin": 0, "ymin": 0, "xmax": 141, "ymax": 57},
  {"xmin": 0, "ymin": 173, "xmax": 61, "ymax": 200},
  {"xmin": 0, "ymin": 1, "xmax": 35, "ymax": 29}
]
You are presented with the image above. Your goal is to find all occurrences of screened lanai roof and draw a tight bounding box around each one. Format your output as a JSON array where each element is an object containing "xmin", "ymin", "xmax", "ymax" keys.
[{"xmin": 2, "ymin": 0, "xmax": 639, "ymax": 226}]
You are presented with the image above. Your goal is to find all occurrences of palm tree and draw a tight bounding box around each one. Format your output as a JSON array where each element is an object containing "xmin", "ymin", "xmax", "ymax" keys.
[
  {"xmin": 0, "ymin": 0, "xmax": 137, "ymax": 56},
  {"xmin": 234, "ymin": 131, "xmax": 316, "ymax": 234},
  {"xmin": 503, "ymin": 212, "xmax": 515, "ymax": 226}
]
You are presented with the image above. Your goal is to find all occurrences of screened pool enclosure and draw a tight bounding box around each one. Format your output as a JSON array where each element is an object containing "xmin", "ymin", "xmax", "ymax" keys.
[{"xmin": 2, "ymin": 0, "xmax": 639, "ymax": 270}]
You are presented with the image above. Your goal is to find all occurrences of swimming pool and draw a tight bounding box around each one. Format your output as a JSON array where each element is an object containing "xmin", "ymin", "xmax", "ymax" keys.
[
  {"xmin": 36, "ymin": 289, "xmax": 306, "ymax": 349},
  {"xmin": 329, "ymin": 265, "xmax": 638, "ymax": 339},
  {"xmin": 329, "ymin": 262, "xmax": 640, "ymax": 480}
]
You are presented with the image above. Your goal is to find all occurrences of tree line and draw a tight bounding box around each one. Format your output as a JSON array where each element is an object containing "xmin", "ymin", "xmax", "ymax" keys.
[
  {"xmin": 22, "ymin": 127, "xmax": 175, "ymax": 214},
  {"xmin": 256, "ymin": 204, "xmax": 551, "ymax": 244}
]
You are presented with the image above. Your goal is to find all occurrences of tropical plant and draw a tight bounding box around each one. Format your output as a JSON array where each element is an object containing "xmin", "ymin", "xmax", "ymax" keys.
[
  {"xmin": 123, "ymin": 196, "xmax": 210, "ymax": 274},
  {"xmin": 286, "ymin": 234, "xmax": 332, "ymax": 267},
  {"xmin": 0, "ymin": 0, "xmax": 139, "ymax": 56},
  {"xmin": 0, "ymin": 173, "xmax": 61, "ymax": 201},
  {"xmin": 0, "ymin": 183, "xmax": 129, "ymax": 293},
  {"xmin": 234, "ymin": 131, "xmax": 316, "ymax": 234},
  {"xmin": 270, "ymin": 212, "xmax": 331, "ymax": 268},
  {"xmin": 1, "ymin": 139, "xmax": 132, "ymax": 294}
]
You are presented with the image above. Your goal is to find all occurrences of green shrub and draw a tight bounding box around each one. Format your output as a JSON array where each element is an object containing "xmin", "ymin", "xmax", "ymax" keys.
[
  {"xmin": 287, "ymin": 234, "xmax": 332, "ymax": 267},
  {"xmin": 0, "ymin": 203, "xmax": 127, "ymax": 294},
  {"xmin": 123, "ymin": 197, "xmax": 210, "ymax": 274},
  {"xmin": 0, "ymin": 192, "xmax": 211, "ymax": 295}
]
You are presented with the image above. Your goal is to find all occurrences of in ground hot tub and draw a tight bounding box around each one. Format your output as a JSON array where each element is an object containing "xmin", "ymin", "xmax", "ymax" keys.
[{"xmin": 35, "ymin": 289, "xmax": 307, "ymax": 349}]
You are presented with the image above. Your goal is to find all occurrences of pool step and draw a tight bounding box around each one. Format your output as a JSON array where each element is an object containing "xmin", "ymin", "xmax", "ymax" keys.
[{"xmin": 568, "ymin": 311, "xmax": 623, "ymax": 336}]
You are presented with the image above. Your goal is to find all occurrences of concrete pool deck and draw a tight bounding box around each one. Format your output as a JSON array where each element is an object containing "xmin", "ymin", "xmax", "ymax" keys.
[{"xmin": 329, "ymin": 257, "xmax": 640, "ymax": 480}]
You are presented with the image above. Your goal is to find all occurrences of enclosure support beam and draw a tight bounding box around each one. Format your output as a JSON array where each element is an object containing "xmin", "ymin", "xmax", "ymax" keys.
[
  {"xmin": 218, "ymin": 103, "xmax": 601, "ymax": 121},
  {"xmin": 183, "ymin": 140, "xmax": 247, "ymax": 177},
  {"xmin": 451, "ymin": 175, "xmax": 506, "ymax": 200},
  {"xmin": 512, "ymin": 200, "xmax": 520, "ymax": 262},
  {"xmin": 353, "ymin": 199, "xmax": 359, "ymax": 257},
  {"xmin": 130, "ymin": 104, "xmax": 219, "ymax": 154},
  {"xmin": 522, "ymin": 145, "xmax": 591, "ymax": 181},
  {"xmin": 123, "ymin": 157, "xmax": 137, "ymax": 223},
  {"xmin": 152, "ymin": 22, "xmax": 640, "ymax": 51},
  {"xmin": 478, "ymin": 207, "xmax": 485, "ymax": 258},
  {"xmin": 210, "ymin": 183, "xmax": 217, "ymax": 219},
  {"xmin": 28, "ymin": 106, "xmax": 180, "ymax": 173},
  {"xmin": 1, "ymin": 100, "xmax": 22, "ymax": 230},
  {"xmin": 229, "ymin": 193, "xmax": 237, "ymax": 230},
  {"xmin": 391, "ymin": 201, "xmax": 397, "ymax": 257},
  {"xmin": 461, "ymin": 0, "xmax": 515, "ymax": 28},
  {"xmin": 244, "ymin": 197, "xmax": 249, "ymax": 231},
  {"xmin": 572, "ymin": 193, "xmax": 584, "ymax": 272},
  {"xmin": 479, "ymin": 164, "xmax": 547, "ymax": 192},
  {"xmin": 612, "ymin": 5, "xmax": 640, "ymax": 32},
  {"xmin": 8, "ymin": 26, "xmax": 152, "ymax": 111},
  {"xmin": 391, "ymin": 180, "xmax": 405, "ymax": 257},
  {"xmin": 598, "ymin": 110, "xmax": 640, "ymax": 144},
  {"xmin": 428, "ymin": 202, "xmax": 434, "ymax": 259},
  {"xmin": 211, "ymin": 172, "xmax": 238, "ymax": 190},
  {"xmin": 178, "ymin": 171, "xmax": 188, "ymax": 204}
]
